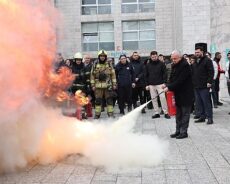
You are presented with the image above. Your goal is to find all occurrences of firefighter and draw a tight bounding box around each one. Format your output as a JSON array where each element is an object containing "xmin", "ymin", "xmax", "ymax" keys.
[
  {"xmin": 90, "ymin": 50, "xmax": 117, "ymax": 119},
  {"xmin": 71, "ymin": 52, "xmax": 87, "ymax": 119}
]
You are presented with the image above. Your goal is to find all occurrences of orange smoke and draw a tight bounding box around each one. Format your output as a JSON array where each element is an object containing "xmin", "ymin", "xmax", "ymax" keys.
[{"xmin": 0, "ymin": 0, "xmax": 57, "ymax": 120}]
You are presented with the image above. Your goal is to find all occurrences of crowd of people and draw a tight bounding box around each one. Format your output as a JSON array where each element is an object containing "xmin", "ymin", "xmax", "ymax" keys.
[{"xmin": 53, "ymin": 47, "xmax": 230, "ymax": 138}]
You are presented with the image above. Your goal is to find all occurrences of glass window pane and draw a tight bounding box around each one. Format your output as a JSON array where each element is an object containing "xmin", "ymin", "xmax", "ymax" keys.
[
  {"xmin": 122, "ymin": 0, "xmax": 137, "ymax": 2},
  {"xmin": 82, "ymin": 23, "xmax": 98, "ymax": 33},
  {"xmin": 98, "ymin": 6, "xmax": 111, "ymax": 14},
  {"xmin": 83, "ymin": 35, "xmax": 98, "ymax": 42},
  {"xmin": 139, "ymin": 40, "xmax": 156, "ymax": 49},
  {"xmin": 99, "ymin": 42, "xmax": 114, "ymax": 51},
  {"xmin": 139, "ymin": 3, "xmax": 155, "ymax": 13},
  {"xmin": 98, "ymin": 0, "xmax": 111, "ymax": 4},
  {"xmin": 83, "ymin": 43, "xmax": 98, "ymax": 51},
  {"xmin": 140, "ymin": 20, "xmax": 155, "ymax": 30},
  {"xmin": 82, "ymin": 6, "xmax": 97, "ymax": 15},
  {"xmin": 139, "ymin": 0, "xmax": 154, "ymax": 2},
  {"xmin": 99, "ymin": 32, "xmax": 114, "ymax": 42},
  {"xmin": 99, "ymin": 22, "xmax": 113, "ymax": 31},
  {"xmin": 140, "ymin": 30, "xmax": 155, "ymax": 40},
  {"xmin": 123, "ymin": 32, "xmax": 138, "ymax": 41},
  {"xmin": 123, "ymin": 21, "xmax": 138, "ymax": 31},
  {"xmin": 82, "ymin": 0, "xmax": 96, "ymax": 5},
  {"xmin": 122, "ymin": 4, "xmax": 138, "ymax": 13},
  {"xmin": 123, "ymin": 41, "xmax": 138, "ymax": 50}
]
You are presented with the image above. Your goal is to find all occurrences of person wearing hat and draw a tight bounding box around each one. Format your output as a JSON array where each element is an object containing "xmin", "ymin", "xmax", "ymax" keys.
[
  {"xmin": 71, "ymin": 52, "xmax": 86, "ymax": 95},
  {"xmin": 115, "ymin": 54, "xmax": 135, "ymax": 114},
  {"xmin": 90, "ymin": 50, "xmax": 117, "ymax": 119}
]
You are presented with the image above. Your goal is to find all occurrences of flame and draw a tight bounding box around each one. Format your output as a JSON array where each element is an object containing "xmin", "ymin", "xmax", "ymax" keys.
[
  {"xmin": 41, "ymin": 67, "xmax": 75, "ymax": 102},
  {"xmin": 74, "ymin": 90, "xmax": 90, "ymax": 106}
]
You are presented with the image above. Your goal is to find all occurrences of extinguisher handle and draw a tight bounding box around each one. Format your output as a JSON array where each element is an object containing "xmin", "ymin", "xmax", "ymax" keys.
[{"xmin": 150, "ymin": 91, "xmax": 165, "ymax": 101}]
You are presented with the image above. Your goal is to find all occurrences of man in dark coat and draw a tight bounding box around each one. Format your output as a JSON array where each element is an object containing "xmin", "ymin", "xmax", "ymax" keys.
[
  {"xmin": 145, "ymin": 51, "xmax": 170, "ymax": 119},
  {"xmin": 130, "ymin": 52, "xmax": 146, "ymax": 113},
  {"xmin": 115, "ymin": 54, "xmax": 135, "ymax": 114},
  {"xmin": 192, "ymin": 46, "xmax": 214, "ymax": 124},
  {"xmin": 162, "ymin": 50, "xmax": 194, "ymax": 139}
]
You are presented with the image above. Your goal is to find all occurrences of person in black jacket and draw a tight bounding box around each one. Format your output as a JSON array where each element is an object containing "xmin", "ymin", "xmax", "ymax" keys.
[
  {"xmin": 162, "ymin": 50, "xmax": 194, "ymax": 139},
  {"xmin": 115, "ymin": 54, "xmax": 135, "ymax": 114},
  {"xmin": 130, "ymin": 52, "xmax": 146, "ymax": 113},
  {"xmin": 192, "ymin": 46, "xmax": 214, "ymax": 124},
  {"xmin": 145, "ymin": 51, "xmax": 170, "ymax": 119},
  {"xmin": 83, "ymin": 54, "xmax": 95, "ymax": 107}
]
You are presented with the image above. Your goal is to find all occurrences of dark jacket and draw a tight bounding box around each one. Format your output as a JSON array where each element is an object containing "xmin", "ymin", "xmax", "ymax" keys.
[
  {"xmin": 71, "ymin": 62, "xmax": 85, "ymax": 86},
  {"xmin": 167, "ymin": 59, "xmax": 194, "ymax": 106},
  {"xmin": 192, "ymin": 56, "xmax": 214, "ymax": 89},
  {"xmin": 115, "ymin": 62, "xmax": 135, "ymax": 87},
  {"xmin": 145, "ymin": 59, "xmax": 167, "ymax": 85},
  {"xmin": 130, "ymin": 57, "xmax": 145, "ymax": 87},
  {"xmin": 84, "ymin": 63, "xmax": 92, "ymax": 86}
]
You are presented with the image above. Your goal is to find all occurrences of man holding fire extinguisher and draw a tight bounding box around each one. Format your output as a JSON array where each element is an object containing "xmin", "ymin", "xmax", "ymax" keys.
[{"xmin": 162, "ymin": 50, "xmax": 194, "ymax": 139}]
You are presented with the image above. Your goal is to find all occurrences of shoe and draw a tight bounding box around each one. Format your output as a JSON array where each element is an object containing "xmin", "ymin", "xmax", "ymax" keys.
[
  {"xmin": 152, "ymin": 114, "xmax": 160, "ymax": 119},
  {"xmin": 214, "ymin": 104, "xmax": 218, "ymax": 108},
  {"xmin": 141, "ymin": 109, "xmax": 146, "ymax": 114},
  {"xmin": 128, "ymin": 106, "xmax": 132, "ymax": 112},
  {"xmin": 108, "ymin": 113, "xmax": 115, "ymax": 118},
  {"xmin": 94, "ymin": 115, "xmax": 100, "ymax": 119},
  {"xmin": 207, "ymin": 119, "xmax": 214, "ymax": 125},
  {"xmin": 164, "ymin": 114, "xmax": 171, "ymax": 119},
  {"xmin": 229, "ymin": 112, "xmax": 230, "ymax": 115},
  {"xmin": 194, "ymin": 118, "xmax": 205, "ymax": 123},
  {"xmin": 120, "ymin": 110, "xmax": 125, "ymax": 115},
  {"xmin": 170, "ymin": 132, "xmax": 180, "ymax": 138},
  {"xmin": 217, "ymin": 101, "xmax": 223, "ymax": 106},
  {"xmin": 193, "ymin": 115, "xmax": 200, "ymax": 119},
  {"xmin": 82, "ymin": 113, "xmax": 88, "ymax": 119},
  {"xmin": 176, "ymin": 133, "xmax": 188, "ymax": 139}
]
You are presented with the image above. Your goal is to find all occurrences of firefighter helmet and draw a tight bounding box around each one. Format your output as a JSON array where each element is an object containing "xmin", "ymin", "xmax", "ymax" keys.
[
  {"xmin": 74, "ymin": 52, "xmax": 83, "ymax": 59},
  {"xmin": 98, "ymin": 50, "xmax": 107, "ymax": 57}
]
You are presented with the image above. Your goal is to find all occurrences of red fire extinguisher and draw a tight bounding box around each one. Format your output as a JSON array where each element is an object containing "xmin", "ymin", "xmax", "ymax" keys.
[
  {"xmin": 166, "ymin": 91, "xmax": 176, "ymax": 116},
  {"xmin": 75, "ymin": 106, "xmax": 82, "ymax": 120},
  {"xmin": 86, "ymin": 102, "xmax": 93, "ymax": 117}
]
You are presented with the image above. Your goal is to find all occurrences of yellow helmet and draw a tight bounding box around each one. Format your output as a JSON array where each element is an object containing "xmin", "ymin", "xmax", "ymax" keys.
[
  {"xmin": 98, "ymin": 50, "xmax": 107, "ymax": 57},
  {"xmin": 74, "ymin": 52, "xmax": 83, "ymax": 59}
]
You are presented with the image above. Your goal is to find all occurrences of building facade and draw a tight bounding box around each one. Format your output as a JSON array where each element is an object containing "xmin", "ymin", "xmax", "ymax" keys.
[{"xmin": 54, "ymin": 0, "xmax": 230, "ymax": 61}]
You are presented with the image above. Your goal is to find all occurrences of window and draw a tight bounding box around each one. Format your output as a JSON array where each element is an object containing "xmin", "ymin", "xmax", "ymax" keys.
[
  {"xmin": 122, "ymin": 0, "xmax": 155, "ymax": 13},
  {"xmin": 82, "ymin": 0, "xmax": 111, "ymax": 15},
  {"xmin": 122, "ymin": 20, "xmax": 156, "ymax": 50},
  {"xmin": 82, "ymin": 22, "xmax": 114, "ymax": 51}
]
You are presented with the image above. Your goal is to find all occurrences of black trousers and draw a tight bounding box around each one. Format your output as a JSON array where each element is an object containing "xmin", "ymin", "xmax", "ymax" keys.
[
  {"xmin": 132, "ymin": 86, "xmax": 145, "ymax": 108},
  {"xmin": 118, "ymin": 85, "xmax": 132, "ymax": 111},
  {"xmin": 176, "ymin": 105, "xmax": 191, "ymax": 134}
]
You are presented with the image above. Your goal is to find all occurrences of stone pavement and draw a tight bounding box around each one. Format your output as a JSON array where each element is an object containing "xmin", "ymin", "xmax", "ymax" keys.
[{"xmin": 1, "ymin": 99, "xmax": 230, "ymax": 184}]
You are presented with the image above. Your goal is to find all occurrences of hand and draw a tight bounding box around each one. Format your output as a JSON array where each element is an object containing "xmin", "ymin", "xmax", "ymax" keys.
[
  {"xmin": 207, "ymin": 83, "xmax": 212, "ymax": 88},
  {"xmin": 161, "ymin": 84, "xmax": 166, "ymax": 89},
  {"xmin": 92, "ymin": 87, "xmax": 95, "ymax": 91},
  {"xmin": 145, "ymin": 86, "xmax": 150, "ymax": 91},
  {"xmin": 135, "ymin": 78, "xmax": 139, "ymax": 82},
  {"xmin": 163, "ymin": 87, "xmax": 169, "ymax": 92},
  {"xmin": 113, "ymin": 85, "xmax": 117, "ymax": 90},
  {"xmin": 132, "ymin": 83, "xmax": 136, "ymax": 88}
]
